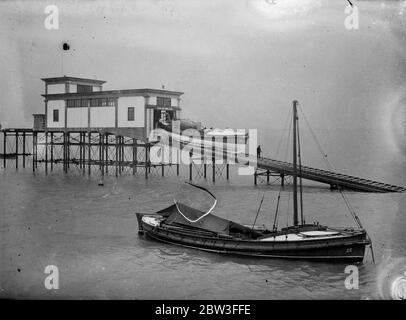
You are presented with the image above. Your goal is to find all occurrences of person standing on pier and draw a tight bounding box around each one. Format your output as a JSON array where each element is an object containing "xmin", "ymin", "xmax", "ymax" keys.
[{"xmin": 257, "ymin": 145, "xmax": 262, "ymax": 159}]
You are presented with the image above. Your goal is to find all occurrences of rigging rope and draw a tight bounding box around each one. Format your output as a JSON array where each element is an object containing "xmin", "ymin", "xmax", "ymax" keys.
[
  {"xmin": 273, "ymin": 193, "xmax": 280, "ymax": 231},
  {"xmin": 251, "ymin": 192, "xmax": 265, "ymax": 231},
  {"xmin": 271, "ymin": 107, "xmax": 293, "ymax": 231},
  {"xmin": 283, "ymin": 111, "xmax": 293, "ymax": 164},
  {"xmin": 275, "ymin": 108, "xmax": 292, "ymax": 159},
  {"xmin": 298, "ymin": 106, "xmax": 363, "ymax": 229}
]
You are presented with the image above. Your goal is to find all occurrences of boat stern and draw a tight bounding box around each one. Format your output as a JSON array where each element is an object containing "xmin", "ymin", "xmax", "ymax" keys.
[{"xmin": 135, "ymin": 213, "xmax": 145, "ymax": 234}]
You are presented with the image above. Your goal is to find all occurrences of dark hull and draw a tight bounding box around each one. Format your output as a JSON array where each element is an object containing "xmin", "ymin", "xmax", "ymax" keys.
[{"xmin": 136, "ymin": 214, "xmax": 369, "ymax": 262}]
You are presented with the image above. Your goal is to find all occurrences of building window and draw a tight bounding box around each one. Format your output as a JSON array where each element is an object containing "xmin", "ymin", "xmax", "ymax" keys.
[
  {"xmin": 77, "ymin": 84, "xmax": 93, "ymax": 93},
  {"xmin": 157, "ymin": 97, "xmax": 171, "ymax": 108},
  {"xmin": 53, "ymin": 109, "xmax": 59, "ymax": 122},
  {"xmin": 67, "ymin": 99, "xmax": 90, "ymax": 108},
  {"xmin": 128, "ymin": 107, "xmax": 135, "ymax": 121},
  {"xmin": 108, "ymin": 98, "xmax": 116, "ymax": 106},
  {"xmin": 81, "ymin": 99, "xmax": 89, "ymax": 107}
]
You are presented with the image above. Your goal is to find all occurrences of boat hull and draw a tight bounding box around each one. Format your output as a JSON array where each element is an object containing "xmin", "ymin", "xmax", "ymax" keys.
[{"xmin": 136, "ymin": 214, "xmax": 369, "ymax": 262}]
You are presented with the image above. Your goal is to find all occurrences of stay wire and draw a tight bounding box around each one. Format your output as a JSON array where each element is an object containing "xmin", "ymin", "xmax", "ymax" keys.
[
  {"xmin": 298, "ymin": 105, "xmax": 363, "ymax": 229},
  {"xmin": 273, "ymin": 107, "xmax": 293, "ymax": 231}
]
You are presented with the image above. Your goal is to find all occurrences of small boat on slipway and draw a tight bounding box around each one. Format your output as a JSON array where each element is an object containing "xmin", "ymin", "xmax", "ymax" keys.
[{"xmin": 136, "ymin": 101, "xmax": 372, "ymax": 262}]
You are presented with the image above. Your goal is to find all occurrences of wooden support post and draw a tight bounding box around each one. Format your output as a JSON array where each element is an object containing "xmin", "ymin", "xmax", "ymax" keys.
[
  {"xmin": 100, "ymin": 132, "xmax": 104, "ymax": 176},
  {"xmin": 222, "ymin": 136, "xmax": 227, "ymax": 163},
  {"xmin": 34, "ymin": 132, "xmax": 38, "ymax": 172},
  {"xmin": 83, "ymin": 132, "xmax": 86, "ymax": 170},
  {"xmin": 118, "ymin": 137, "xmax": 121, "ymax": 175},
  {"xmin": 234, "ymin": 134, "xmax": 238, "ymax": 164},
  {"xmin": 120, "ymin": 136, "xmax": 122, "ymax": 174},
  {"xmin": 223, "ymin": 136, "xmax": 229, "ymax": 180},
  {"xmin": 63, "ymin": 132, "xmax": 65, "ymax": 171},
  {"xmin": 62, "ymin": 132, "xmax": 66, "ymax": 173},
  {"xmin": 79, "ymin": 133, "xmax": 82, "ymax": 169},
  {"xmin": 77, "ymin": 133, "xmax": 80, "ymax": 169},
  {"xmin": 105, "ymin": 134, "xmax": 109, "ymax": 175},
  {"xmin": 189, "ymin": 156, "xmax": 192, "ymax": 181},
  {"xmin": 50, "ymin": 132, "xmax": 53, "ymax": 171},
  {"xmin": 145, "ymin": 145, "xmax": 149, "ymax": 180},
  {"xmin": 99, "ymin": 133, "xmax": 102, "ymax": 170},
  {"xmin": 87, "ymin": 132, "xmax": 91, "ymax": 175},
  {"xmin": 22, "ymin": 132, "xmax": 26, "ymax": 168},
  {"xmin": 168, "ymin": 133, "xmax": 173, "ymax": 166},
  {"xmin": 121, "ymin": 137, "xmax": 125, "ymax": 173},
  {"xmin": 161, "ymin": 146, "xmax": 164, "ymax": 177},
  {"xmin": 83, "ymin": 132, "xmax": 86, "ymax": 171},
  {"xmin": 3, "ymin": 131, "xmax": 6, "ymax": 168},
  {"xmin": 124, "ymin": 138, "xmax": 126, "ymax": 173},
  {"xmin": 120, "ymin": 137, "xmax": 125, "ymax": 174},
  {"xmin": 67, "ymin": 132, "xmax": 70, "ymax": 170},
  {"xmin": 115, "ymin": 135, "xmax": 118, "ymax": 177},
  {"xmin": 132, "ymin": 138, "xmax": 136, "ymax": 175},
  {"xmin": 176, "ymin": 150, "xmax": 179, "ymax": 176},
  {"xmin": 61, "ymin": 133, "xmax": 65, "ymax": 172},
  {"xmin": 120, "ymin": 137, "xmax": 124, "ymax": 174},
  {"xmin": 15, "ymin": 132, "xmax": 19, "ymax": 170},
  {"xmin": 82, "ymin": 133, "xmax": 85, "ymax": 175},
  {"xmin": 201, "ymin": 132, "xmax": 206, "ymax": 179},
  {"xmin": 32, "ymin": 132, "xmax": 35, "ymax": 172},
  {"xmin": 267, "ymin": 170, "xmax": 270, "ymax": 185},
  {"xmin": 44, "ymin": 131, "xmax": 48, "ymax": 174},
  {"xmin": 212, "ymin": 136, "xmax": 215, "ymax": 183},
  {"xmin": 281, "ymin": 173, "xmax": 284, "ymax": 187}
]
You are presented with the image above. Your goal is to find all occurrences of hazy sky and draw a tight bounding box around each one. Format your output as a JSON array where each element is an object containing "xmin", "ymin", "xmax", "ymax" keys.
[{"xmin": 0, "ymin": 0, "xmax": 405, "ymax": 154}]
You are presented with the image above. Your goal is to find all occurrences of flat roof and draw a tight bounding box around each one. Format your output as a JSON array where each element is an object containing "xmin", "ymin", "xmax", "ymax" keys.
[
  {"xmin": 42, "ymin": 88, "xmax": 184, "ymax": 100},
  {"xmin": 41, "ymin": 76, "xmax": 106, "ymax": 85}
]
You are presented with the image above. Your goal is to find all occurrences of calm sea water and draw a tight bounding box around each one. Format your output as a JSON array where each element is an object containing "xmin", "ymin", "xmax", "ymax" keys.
[{"xmin": 1, "ymin": 128, "xmax": 406, "ymax": 299}]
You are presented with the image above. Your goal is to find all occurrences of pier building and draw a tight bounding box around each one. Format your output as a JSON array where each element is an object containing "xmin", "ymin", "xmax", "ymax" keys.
[{"xmin": 37, "ymin": 76, "xmax": 183, "ymax": 141}]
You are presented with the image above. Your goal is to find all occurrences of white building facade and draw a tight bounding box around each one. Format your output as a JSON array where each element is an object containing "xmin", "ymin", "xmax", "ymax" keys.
[{"xmin": 40, "ymin": 76, "xmax": 183, "ymax": 141}]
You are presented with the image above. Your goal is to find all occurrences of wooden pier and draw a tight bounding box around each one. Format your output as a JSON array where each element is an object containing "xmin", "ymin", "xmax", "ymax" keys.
[
  {"xmin": 1, "ymin": 128, "xmax": 32, "ymax": 170},
  {"xmin": 1, "ymin": 128, "xmax": 405, "ymax": 192},
  {"xmin": 0, "ymin": 128, "xmax": 229, "ymax": 182}
]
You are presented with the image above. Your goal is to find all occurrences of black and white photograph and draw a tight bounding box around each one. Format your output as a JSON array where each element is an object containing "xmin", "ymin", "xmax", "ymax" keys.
[{"xmin": 0, "ymin": 0, "xmax": 406, "ymax": 305}]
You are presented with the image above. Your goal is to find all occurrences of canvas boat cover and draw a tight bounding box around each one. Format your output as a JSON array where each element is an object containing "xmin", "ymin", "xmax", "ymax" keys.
[{"xmin": 164, "ymin": 202, "xmax": 231, "ymax": 235}]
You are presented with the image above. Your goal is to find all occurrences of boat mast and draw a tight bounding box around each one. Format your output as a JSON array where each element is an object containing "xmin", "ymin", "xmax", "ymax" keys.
[{"xmin": 292, "ymin": 100, "xmax": 299, "ymax": 227}]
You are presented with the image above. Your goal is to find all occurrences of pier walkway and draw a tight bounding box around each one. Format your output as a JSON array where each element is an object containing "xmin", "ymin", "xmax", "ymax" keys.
[
  {"xmin": 169, "ymin": 131, "xmax": 406, "ymax": 193},
  {"xmin": 256, "ymin": 157, "xmax": 405, "ymax": 193}
]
